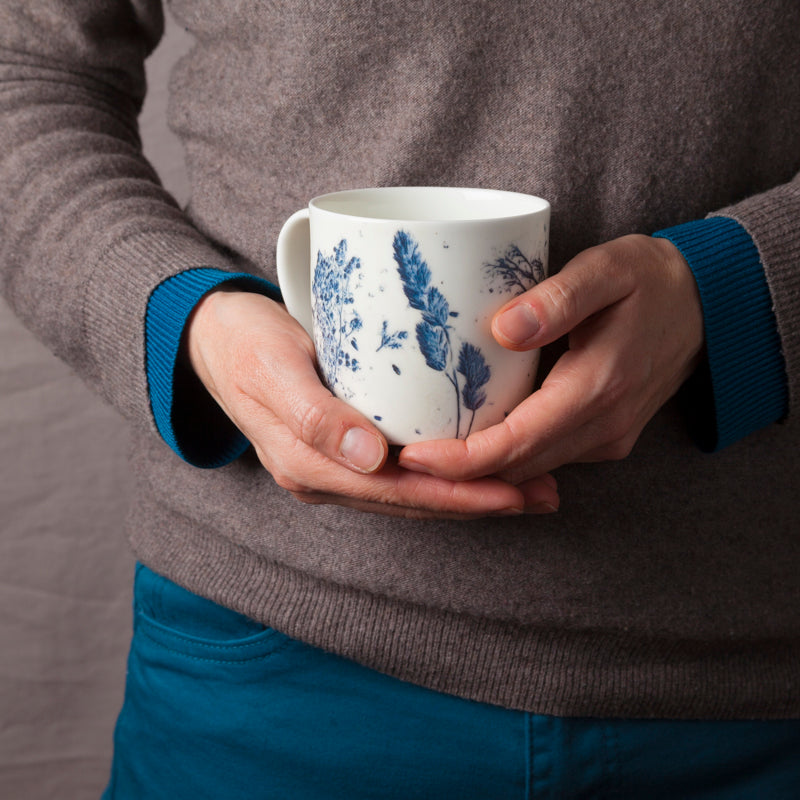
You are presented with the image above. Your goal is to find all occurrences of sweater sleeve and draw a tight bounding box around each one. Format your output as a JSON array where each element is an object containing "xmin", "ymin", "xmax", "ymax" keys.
[
  {"xmin": 714, "ymin": 176, "xmax": 800, "ymax": 410},
  {"xmin": 661, "ymin": 171, "xmax": 800, "ymax": 451},
  {"xmin": 145, "ymin": 268, "xmax": 282, "ymax": 468},
  {"xmin": 0, "ymin": 1, "xmax": 246, "ymax": 438},
  {"xmin": 653, "ymin": 216, "xmax": 789, "ymax": 451}
]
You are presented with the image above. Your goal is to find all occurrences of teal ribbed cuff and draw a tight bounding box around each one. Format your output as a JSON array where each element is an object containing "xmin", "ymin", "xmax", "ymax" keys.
[
  {"xmin": 653, "ymin": 217, "xmax": 788, "ymax": 451},
  {"xmin": 145, "ymin": 267, "xmax": 282, "ymax": 468}
]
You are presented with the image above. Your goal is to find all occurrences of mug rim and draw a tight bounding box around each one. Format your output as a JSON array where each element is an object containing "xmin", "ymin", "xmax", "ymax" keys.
[{"xmin": 308, "ymin": 186, "xmax": 550, "ymax": 223}]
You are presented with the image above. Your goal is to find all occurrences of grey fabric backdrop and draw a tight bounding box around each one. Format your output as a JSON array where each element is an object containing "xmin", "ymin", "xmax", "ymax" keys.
[{"xmin": 0, "ymin": 16, "xmax": 191, "ymax": 800}]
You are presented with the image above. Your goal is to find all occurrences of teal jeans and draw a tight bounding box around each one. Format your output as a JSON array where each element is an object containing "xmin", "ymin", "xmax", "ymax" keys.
[{"xmin": 103, "ymin": 565, "xmax": 800, "ymax": 799}]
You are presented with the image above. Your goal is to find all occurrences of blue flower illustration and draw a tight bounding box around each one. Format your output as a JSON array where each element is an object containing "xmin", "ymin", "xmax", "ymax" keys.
[
  {"xmin": 393, "ymin": 230, "xmax": 492, "ymax": 438},
  {"xmin": 376, "ymin": 320, "xmax": 408, "ymax": 352},
  {"xmin": 485, "ymin": 245, "xmax": 545, "ymax": 295},
  {"xmin": 312, "ymin": 239, "xmax": 362, "ymax": 392}
]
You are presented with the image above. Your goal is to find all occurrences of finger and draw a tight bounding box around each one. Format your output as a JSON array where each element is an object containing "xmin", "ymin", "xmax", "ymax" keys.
[
  {"xmin": 291, "ymin": 479, "xmax": 529, "ymax": 520},
  {"xmin": 289, "ymin": 491, "xmax": 511, "ymax": 520},
  {"xmin": 491, "ymin": 243, "xmax": 635, "ymax": 351},
  {"xmin": 397, "ymin": 344, "xmax": 609, "ymax": 482},
  {"xmin": 334, "ymin": 459, "xmax": 528, "ymax": 516},
  {"xmin": 261, "ymin": 348, "xmax": 389, "ymax": 474},
  {"xmin": 495, "ymin": 411, "xmax": 639, "ymax": 483},
  {"xmin": 516, "ymin": 474, "xmax": 561, "ymax": 514},
  {"xmin": 256, "ymin": 425, "xmax": 530, "ymax": 517},
  {"xmin": 489, "ymin": 338, "xmax": 664, "ymax": 482},
  {"xmin": 397, "ymin": 385, "xmax": 561, "ymax": 481}
]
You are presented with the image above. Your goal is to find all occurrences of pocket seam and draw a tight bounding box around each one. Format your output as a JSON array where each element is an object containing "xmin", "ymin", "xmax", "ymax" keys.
[{"xmin": 135, "ymin": 608, "xmax": 296, "ymax": 664}]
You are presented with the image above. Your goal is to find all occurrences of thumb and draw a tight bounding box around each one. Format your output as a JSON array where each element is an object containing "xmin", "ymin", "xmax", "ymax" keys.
[
  {"xmin": 189, "ymin": 288, "xmax": 389, "ymax": 475},
  {"xmin": 491, "ymin": 245, "xmax": 633, "ymax": 351},
  {"xmin": 277, "ymin": 366, "xmax": 390, "ymax": 474}
]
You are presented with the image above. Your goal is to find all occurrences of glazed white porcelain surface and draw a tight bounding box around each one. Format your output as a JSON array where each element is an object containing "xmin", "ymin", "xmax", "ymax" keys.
[{"xmin": 277, "ymin": 187, "xmax": 550, "ymax": 444}]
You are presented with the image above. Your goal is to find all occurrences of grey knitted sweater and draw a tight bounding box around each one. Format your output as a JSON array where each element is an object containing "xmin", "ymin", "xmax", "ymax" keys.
[{"xmin": 1, "ymin": 0, "xmax": 799, "ymax": 718}]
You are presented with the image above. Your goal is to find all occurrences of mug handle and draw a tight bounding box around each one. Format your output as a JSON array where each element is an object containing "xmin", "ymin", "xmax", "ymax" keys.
[{"xmin": 275, "ymin": 208, "xmax": 314, "ymax": 337}]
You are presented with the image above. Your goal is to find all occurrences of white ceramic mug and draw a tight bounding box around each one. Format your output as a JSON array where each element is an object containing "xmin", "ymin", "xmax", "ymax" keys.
[{"xmin": 276, "ymin": 186, "xmax": 550, "ymax": 444}]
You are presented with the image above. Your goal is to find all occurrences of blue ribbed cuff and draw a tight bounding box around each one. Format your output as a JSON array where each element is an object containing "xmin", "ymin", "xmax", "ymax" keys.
[
  {"xmin": 145, "ymin": 267, "xmax": 282, "ymax": 468},
  {"xmin": 653, "ymin": 217, "xmax": 788, "ymax": 451}
]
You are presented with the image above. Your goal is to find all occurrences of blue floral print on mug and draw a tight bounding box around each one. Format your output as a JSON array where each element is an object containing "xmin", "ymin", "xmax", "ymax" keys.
[
  {"xmin": 277, "ymin": 188, "xmax": 550, "ymax": 445},
  {"xmin": 312, "ymin": 240, "xmax": 363, "ymax": 395}
]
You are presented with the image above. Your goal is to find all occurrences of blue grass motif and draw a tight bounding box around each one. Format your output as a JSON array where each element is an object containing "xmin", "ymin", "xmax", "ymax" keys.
[
  {"xmin": 312, "ymin": 239, "xmax": 362, "ymax": 393},
  {"xmin": 393, "ymin": 230, "xmax": 492, "ymax": 438},
  {"xmin": 376, "ymin": 320, "xmax": 408, "ymax": 351},
  {"xmin": 393, "ymin": 231, "xmax": 431, "ymax": 311},
  {"xmin": 485, "ymin": 245, "xmax": 545, "ymax": 295},
  {"xmin": 457, "ymin": 342, "xmax": 490, "ymax": 436},
  {"xmin": 416, "ymin": 320, "xmax": 450, "ymax": 372},
  {"xmin": 421, "ymin": 287, "xmax": 451, "ymax": 328}
]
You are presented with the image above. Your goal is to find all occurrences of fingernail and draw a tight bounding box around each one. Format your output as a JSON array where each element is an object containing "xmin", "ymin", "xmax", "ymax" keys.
[
  {"xmin": 340, "ymin": 428, "xmax": 385, "ymax": 473},
  {"xmin": 495, "ymin": 506, "xmax": 525, "ymax": 516},
  {"xmin": 528, "ymin": 502, "xmax": 558, "ymax": 515},
  {"xmin": 495, "ymin": 303, "xmax": 540, "ymax": 345}
]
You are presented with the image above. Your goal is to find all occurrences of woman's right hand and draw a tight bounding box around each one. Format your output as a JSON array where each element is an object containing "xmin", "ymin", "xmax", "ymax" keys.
[{"xmin": 185, "ymin": 289, "xmax": 560, "ymax": 519}]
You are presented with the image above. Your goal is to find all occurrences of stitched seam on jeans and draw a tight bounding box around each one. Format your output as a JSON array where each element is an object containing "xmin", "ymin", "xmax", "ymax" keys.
[
  {"xmin": 525, "ymin": 713, "xmax": 533, "ymax": 800},
  {"xmin": 137, "ymin": 624, "xmax": 296, "ymax": 665},
  {"xmin": 135, "ymin": 609, "xmax": 281, "ymax": 651},
  {"xmin": 601, "ymin": 722, "xmax": 622, "ymax": 799},
  {"xmin": 136, "ymin": 617, "xmax": 296, "ymax": 664},
  {"xmin": 528, "ymin": 715, "xmax": 555, "ymax": 800}
]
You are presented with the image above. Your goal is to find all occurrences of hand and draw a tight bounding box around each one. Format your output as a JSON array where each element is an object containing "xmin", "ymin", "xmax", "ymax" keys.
[
  {"xmin": 398, "ymin": 234, "xmax": 704, "ymax": 490},
  {"xmin": 185, "ymin": 289, "xmax": 560, "ymax": 518}
]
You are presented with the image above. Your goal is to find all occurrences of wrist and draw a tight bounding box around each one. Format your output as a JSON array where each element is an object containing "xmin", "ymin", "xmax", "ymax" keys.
[
  {"xmin": 184, "ymin": 286, "xmax": 229, "ymax": 398},
  {"xmin": 145, "ymin": 268, "xmax": 281, "ymax": 467},
  {"xmin": 651, "ymin": 235, "xmax": 705, "ymax": 374}
]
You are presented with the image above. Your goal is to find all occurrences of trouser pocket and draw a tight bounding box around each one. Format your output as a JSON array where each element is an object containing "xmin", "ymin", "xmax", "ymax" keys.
[{"xmin": 132, "ymin": 563, "xmax": 291, "ymax": 662}]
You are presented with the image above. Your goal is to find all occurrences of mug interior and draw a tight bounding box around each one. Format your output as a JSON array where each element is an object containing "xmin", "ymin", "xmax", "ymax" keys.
[{"xmin": 310, "ymin": 187, "xmax": 548, "ymax": 222}]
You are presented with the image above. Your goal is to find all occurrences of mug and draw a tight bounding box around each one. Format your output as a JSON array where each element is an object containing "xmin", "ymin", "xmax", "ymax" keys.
[{"xmin": 276, "ymin": 186, "xmax": 550, "ymax": 444}]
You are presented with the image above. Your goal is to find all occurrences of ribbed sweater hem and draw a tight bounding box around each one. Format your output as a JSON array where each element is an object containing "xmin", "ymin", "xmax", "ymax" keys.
[{"xmin": 128, "ymin": 498, "xmax": 800, "ymax": 720}]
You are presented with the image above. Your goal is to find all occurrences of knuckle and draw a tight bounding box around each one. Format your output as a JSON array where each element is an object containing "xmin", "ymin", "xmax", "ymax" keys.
[
  {"xmin": 605, "ymin": 411, "xmax": 633, "ymax": 445},
  {"xmin": 272, "ymin": 471, "xmax": 307, "ymax": 494},
  {"xmin": 592, "ymin": 364, "xmax": 633, "ymax": 415},
  {"xmin": 599, "ymin": 384, "xmax": 629, "ymax": 421},
  {"xmin": 462, "ymin": 434, "xmax": 495, "ymax": 473},
  {"xmin": 541, "ymin": 277, "xmax": 581, "ymax": 329},
  {"xmin": 294, "ymin": 394, "xmax": 339, "ymax": 449},
  {"xmin": 597, "ymin": 423, "xmax": 639, "ymax": 461},
  {"xmin": 603, "ymin": 437, "xmax": 635, "ymax": 461},
  {"xmin": 580, "ymin": 243, "xmax": 621, "ymax": 284},
  {"xmin": 589, "ymin": 245, "xmax": 617, "ymax": 274},
  {"xmin": 587, "ymin": 408, "xmax": 639, "ymax": 463},
  {"xmin": 267, "ymin": 449, "xmax": 312, "ymax": 495},
  {"xmin": 497, "ymin": 416, "xmax": 531, "ymax": 457}
]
